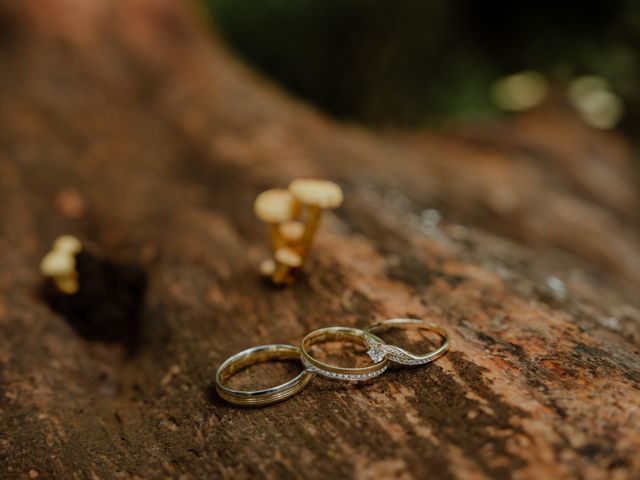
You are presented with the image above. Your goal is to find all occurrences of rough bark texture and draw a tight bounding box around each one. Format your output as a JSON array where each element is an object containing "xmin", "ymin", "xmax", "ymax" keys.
[{"xmin": 1, "ymin": 1, "xmax": 640, "ymax": 479}]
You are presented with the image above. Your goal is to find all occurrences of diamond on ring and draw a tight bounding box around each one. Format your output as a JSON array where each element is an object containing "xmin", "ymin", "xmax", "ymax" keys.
[{"xmin": 367, "ymin": 346, "xmax": 385, "ymax": 363}]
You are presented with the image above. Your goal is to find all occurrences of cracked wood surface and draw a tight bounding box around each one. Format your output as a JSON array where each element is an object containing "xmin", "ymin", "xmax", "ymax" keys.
[{"xmin": 1, "ymin": 1, "xmax": 640, "ymax": 479}]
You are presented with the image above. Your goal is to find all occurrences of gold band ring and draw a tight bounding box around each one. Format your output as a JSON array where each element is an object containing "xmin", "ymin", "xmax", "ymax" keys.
[
  {"xmin": 363, "ymin": 318, "xmax": 450, "ymax": 365},
  {"xmin": 215, "ymin": 344, "xmax": 313, "ymax": 406},
  {"xmin": 300, "ymin": 326, "xmax": 388, "ymax": 381}
]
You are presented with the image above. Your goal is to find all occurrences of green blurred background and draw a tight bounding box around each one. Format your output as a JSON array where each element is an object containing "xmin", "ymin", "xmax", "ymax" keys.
[{"xmin": 202, "ymin": 0, "xmax": 640, "ymax": 130}]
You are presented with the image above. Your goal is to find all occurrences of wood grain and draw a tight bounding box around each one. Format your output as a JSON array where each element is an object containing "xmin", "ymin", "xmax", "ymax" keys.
[{"xmin": 0, "ymin": 1, "xmax": 639, "ymax": 479}]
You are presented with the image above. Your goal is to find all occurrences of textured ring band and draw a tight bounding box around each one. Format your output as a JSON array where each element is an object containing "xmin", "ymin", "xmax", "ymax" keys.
[
  {"xmin": 300, "ymin": 326, "xmax": 388, "ymax": 381},
  {"xmin": 363, "ymin": 318, "xmax": 450, "ymax": 365},
  {"xmin": 215, "ymin": 344, "xmax": 313, "ymax": 406}
]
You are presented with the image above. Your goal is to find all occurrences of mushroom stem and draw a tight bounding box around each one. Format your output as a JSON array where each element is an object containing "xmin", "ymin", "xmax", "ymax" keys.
[
  {"xmin": 271, "ymin": 263, "xmax": 293, "ymax": 285},
  {"xmin": 54, "ymin": 273, "xmax": 80, "ymax": 295},
  {"xmin": 269, "ymin": 223, "xmax": 283, "ymax": 252},
  {"xmin": 299, "ymin": 205, "xmax": 323, "ymax": 256}
]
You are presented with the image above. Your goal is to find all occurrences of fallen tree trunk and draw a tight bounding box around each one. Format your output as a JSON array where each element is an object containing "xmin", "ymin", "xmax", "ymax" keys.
[{"xmin": 1, "ymin": 1, "xmax": 639, "ymax": 479}]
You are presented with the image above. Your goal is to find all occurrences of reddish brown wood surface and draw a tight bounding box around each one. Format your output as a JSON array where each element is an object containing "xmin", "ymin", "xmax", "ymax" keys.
[{"xmin": 1, "ymin": 1, "xmax": 639, "ymax": 479}]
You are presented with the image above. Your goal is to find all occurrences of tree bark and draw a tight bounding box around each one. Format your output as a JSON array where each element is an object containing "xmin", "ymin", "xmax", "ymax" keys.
[{"xmin": 1, "ymin": 1, "xmax": 639, "ymax": 479}]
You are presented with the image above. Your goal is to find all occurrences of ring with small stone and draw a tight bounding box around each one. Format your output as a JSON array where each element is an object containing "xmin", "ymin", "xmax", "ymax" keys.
[
  {"xmin": 363, "ymin": 318, "xmax": 450, "ymax": 365},
  {"xmin": 216, "ymin": 344, "xmax": 313, "ymax": 406},
  {"xmin": 299, "ymin": 326, "xmax": 388, "ymax": 381}
]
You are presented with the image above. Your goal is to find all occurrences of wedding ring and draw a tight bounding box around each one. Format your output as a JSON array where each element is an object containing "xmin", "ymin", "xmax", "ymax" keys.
[
  {"xmin": 216, "ymin": 344, "xmax": 313, "ymax": 406},
  {"xmin": 363, "ymin": 318, "xmax": 450, "ymax": 365},
  {"xmin": 300, "ymin": 326, "xmax": 388, "ymax": 381}
]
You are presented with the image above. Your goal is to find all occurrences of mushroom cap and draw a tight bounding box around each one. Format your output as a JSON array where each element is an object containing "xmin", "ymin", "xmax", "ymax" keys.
[
  {"xmin": 254, "ymin": 189, "xmax": 299, "ymax": 223},
  {"xmin": 40, "ymin": 251, "xmax": 75, "ymax": 277},
  {"xmin": 259, "ymin": 258, "xmax": 276, "ymax": 276},
  {"xmin": 53, "ymin": 235, "xmax": 82, "ymax": 254},
  {"xmin": 288, "ymin": 179, "xmax": 343, "ymax": 209},
  {"xmin": 279, "ymin": 220, "xmax": 305, "ymax": 243},
  {"xmin": 274, "ymin": 247, "xmax": 303, "ymax": 268}
]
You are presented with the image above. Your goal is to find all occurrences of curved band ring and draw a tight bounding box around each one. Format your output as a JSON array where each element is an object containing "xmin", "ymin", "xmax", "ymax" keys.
[
  {"xmin": 215, "ymin": 344, "xmax": 313, "ymax": 406},
  {"xmin": 300, "ymin": 326, "xmax": 388, "ymax": 381},
  {"xmin": 363, "ymin": 318, "xmax": 450, "ymax": 365}
]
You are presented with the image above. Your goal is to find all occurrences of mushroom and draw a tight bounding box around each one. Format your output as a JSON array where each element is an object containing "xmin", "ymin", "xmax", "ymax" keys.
[
  {"xmin": 278, "ymin": 220, "xmax": 305, "ymax": 245},
  {"xmin": 40, "ymin": 235, "xmax": 82, "ymax": 294},
  {"xmin": 271, "ymin": 246, "xmax": 303, "ymax": 285},
  {"xmin": 53, "ymin": 235, "xmax": 82, "ymax": 255},
  {"xmin": 259, "ymin": 258, "xmax": 276, "ymax": 277},
  {"xmin": 40, "ymin": 250, "xmax": 75, "ymax": 278},
  {"xmin": 288, "ymin": 179, "xmax": 343, "ymax": 254},
  {"xmin": 254, "ymin": 189, "xmax": 299, "ymax": 251}
]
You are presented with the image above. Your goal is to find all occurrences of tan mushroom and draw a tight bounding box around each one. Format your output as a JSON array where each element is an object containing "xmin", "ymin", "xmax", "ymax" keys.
[
  {"xmin": 53, "ymin": 235, "xmax": 82, "ymax": 255},
  {"xmin": 40, "ymin": 250, "xmax": 75, "ymax": 278},
  {"xmin": 259, "ymin": 258, "xmax": 276, "ymax": 277},
  {"xmin": 40, "ymin": 235, "xmax": 82, "ymax": 294},
  {"xmin": 272, "ymin": 246, "xmax": 303, "ymax": 285},
  {"xmin": 288, "ymin": 179, "xmax": 343, "ymax": 254},
  {"xmin": 278, "ymin": 220, "xmax": 305, "ymax": 245},
  {"xmin": 254, "ymin": 189, "xmax": 299, "ymax": 251}
]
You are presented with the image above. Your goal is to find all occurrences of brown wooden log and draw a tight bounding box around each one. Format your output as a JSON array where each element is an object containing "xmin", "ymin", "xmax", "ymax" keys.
[{"xmin": 1, "ymin": 1, "xmax": 639, "ymax": 479}]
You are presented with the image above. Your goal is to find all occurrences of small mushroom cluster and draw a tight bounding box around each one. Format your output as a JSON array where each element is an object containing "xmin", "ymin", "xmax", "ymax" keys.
[
  {"xmin": 40, "ymin": 235, "xmax": 83, "ymax": 294},
  {"xmin": 254, "ymin": 179, "xmax": 343, "ymax": 285}
]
